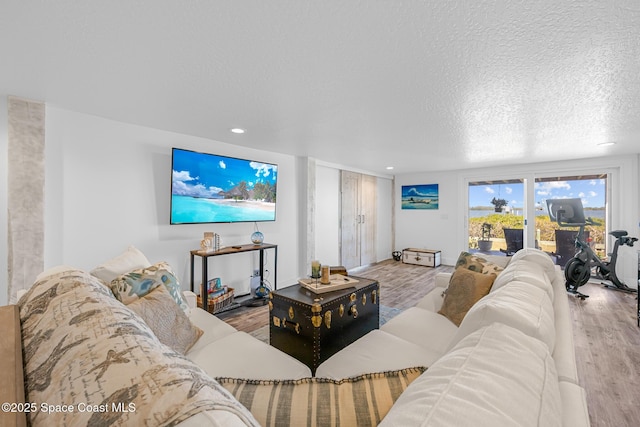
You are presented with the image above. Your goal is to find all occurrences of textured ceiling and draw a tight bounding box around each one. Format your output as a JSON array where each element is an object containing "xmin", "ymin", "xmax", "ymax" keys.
[{"xmin": 2, "ymin": 1, "xmax": 640, "ymax": 174}]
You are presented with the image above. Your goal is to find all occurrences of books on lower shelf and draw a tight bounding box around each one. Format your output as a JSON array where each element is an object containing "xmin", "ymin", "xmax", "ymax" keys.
[
  {"xmin": 208, "ymin": 285, "xmax": 229, "ymax": 298},
  {"xmin": 203, "ymin": 277, "xmax": 225, "ymax": 295}
]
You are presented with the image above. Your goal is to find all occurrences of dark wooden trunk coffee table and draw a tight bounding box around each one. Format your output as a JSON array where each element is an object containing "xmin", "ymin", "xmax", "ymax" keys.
[{"xmin": 269, "ymin": 277, "xmax": 379, "ymax": 374}]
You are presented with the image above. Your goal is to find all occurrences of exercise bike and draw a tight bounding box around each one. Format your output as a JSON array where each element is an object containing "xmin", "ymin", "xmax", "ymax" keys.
[{"xmin": 547, "ymin": 198, "xmax": 638, "ymax": 300}]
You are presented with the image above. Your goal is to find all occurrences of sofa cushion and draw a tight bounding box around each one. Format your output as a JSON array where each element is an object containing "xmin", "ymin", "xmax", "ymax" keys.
[
  {"xmin": 379, "ymin": 323, "xmax": 562, "ymax": 427},
  {"xmin": 90, "ymin": 245, "xmax": 151, "ymax": 283},
  {"xmin": 492, "ymin": 258, "xmax": 554, "ymax": 301},
  {"xmin": 437, "ymin": 268, "xmax": 496, "ymax": 326},
  {"xmin": 127, "ymin": 284, "xmax": 203, "ymax": 354},
  {"xmin": 189, "ymin": 331, "xmax": 312, "ymax": 381},
  {"xmin": 315, "ymin": 330, "xmax": 440, "ymax": 380},
  {"xmin": 449, "ymin": 281, "xmax": 556, "ymax": 353},
  {"xmin": 511, "ymin": 247, "xmax": 557, "ymax": 278},
  {"xmin": 217, "ymin": 367, "xmax": 426, "ymax": 427},
  {"xmin": 414, "ymin": 285, "xmax": 447, "ymax": 312},
  {"xmin": 454, "ymin": 251, "xmax": 507, "ymax": 275},
  {"xmin": 381, "ymin": 307, "xmax": 457, "ymax": 354},
  {"xmin": 111, "ymin": 261, "xmax": 188, "ymax": 310},
  {"xmin": 35, "ymin": 265, "xmax": 79, "ymax": 282},
  {"xmin": 186, "ymin": 307, "xmax": 238, "ymax": 354},
  {"xmin": 18, "ymin": 269, "xmax": 259, "ymax": 427}
]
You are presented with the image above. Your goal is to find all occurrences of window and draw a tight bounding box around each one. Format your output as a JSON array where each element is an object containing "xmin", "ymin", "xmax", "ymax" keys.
[
  {"xmin": 467, "ymin": 173, "xmax": 609, "ymax": 266},
  {"xmin": 468, "ymin": 179, "xmax": 525, "ymax": 254},
  {"xmin": 535, "ymin": 174, "xmax": 607, "ymax": 263}
]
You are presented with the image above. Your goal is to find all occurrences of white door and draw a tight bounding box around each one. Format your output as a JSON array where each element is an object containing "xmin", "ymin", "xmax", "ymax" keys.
[
  {"xmin": 360, "ymin": 174, "xmax": 377, "ymax": 266},
  {"xmin": 341, "ymin": 171, "xmax": 361, "ymax": 270},
  {"xmin": 341, "ymin": 171, "xmax": 377, "ymax": 269}
]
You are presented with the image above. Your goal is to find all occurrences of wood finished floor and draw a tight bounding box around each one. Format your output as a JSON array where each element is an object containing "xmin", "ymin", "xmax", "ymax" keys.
[{"xmin": 217, "ymin": 259, "xmax": 640, "ymax": 427}]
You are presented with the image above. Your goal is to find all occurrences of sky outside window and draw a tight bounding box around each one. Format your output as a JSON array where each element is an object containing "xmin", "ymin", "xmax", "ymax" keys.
[{"xmin": 469, "ymin": 178, "xmax": 605, "ymax": 210}]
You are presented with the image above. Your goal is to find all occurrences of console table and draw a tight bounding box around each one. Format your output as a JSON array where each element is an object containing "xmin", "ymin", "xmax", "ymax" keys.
[{"xmin": 190, "ymin": 243, "xmax": 278, "ymax": 312}]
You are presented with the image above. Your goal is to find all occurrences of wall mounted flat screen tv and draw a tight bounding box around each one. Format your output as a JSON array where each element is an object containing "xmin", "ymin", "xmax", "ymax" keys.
[{"xmin": 171, "ymin": 148, "xmax": 278, "ymax": 224}]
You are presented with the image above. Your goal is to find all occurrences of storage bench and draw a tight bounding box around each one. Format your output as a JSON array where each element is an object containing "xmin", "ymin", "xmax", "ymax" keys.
[{"xmin": 402, "ymin": 248, "xmax": 441, "ymax": 267}]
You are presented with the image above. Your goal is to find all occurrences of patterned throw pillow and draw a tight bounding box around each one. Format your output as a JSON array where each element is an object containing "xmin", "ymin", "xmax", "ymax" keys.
[
  {"xmin": 438, "ymin": 268, "xmax": 496, "ymax": 326},
  {"xmin": 127, "ymin": 284, "xmax": 203, "ymax": 354},
  {"xmin": 454, "ymin": 251, "xmax": 506, "ymax": 276},
  {"xmin": 217, "ymin": 367, "xmax": 426, "ymax": 427},
  {"xmin": 111, "ymin": 261, "xmax": 188, "ymax": 310}
]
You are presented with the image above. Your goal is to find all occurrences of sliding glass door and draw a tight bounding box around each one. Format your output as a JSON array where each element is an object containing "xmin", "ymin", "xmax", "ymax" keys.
[
  {"xmin": 535, "ymin": 174, "xmax": 608, "ymax": 267},
  {"xmin": 468, "ymin": 179, "xmax": 525, "ymax": 254},
  {"xmin": 467, "ymin": 173, "xmax": 609, "ymax": 264}
]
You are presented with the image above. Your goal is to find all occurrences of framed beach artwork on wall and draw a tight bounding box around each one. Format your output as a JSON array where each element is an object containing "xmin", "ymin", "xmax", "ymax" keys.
[{"xmin": 401, "ymin": 183, "xmax": 439, "ymax": 210}]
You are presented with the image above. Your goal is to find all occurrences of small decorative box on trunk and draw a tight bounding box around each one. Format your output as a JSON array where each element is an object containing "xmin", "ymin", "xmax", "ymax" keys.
[
  {"xmin": 402, "ymin": 248, "xmax": 441, "ymax": 267},
  {"xmin": 269, "ymin": 277, "xmax": 379, "ymax": 374}
]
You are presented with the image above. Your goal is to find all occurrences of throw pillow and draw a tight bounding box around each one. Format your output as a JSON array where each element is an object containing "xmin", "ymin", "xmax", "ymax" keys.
[
  {"xmin": 438, "ymin": 268, "xmax": 496, "ymax": 326},
  {"xmin": 90, "ymin": 245, "xmax": 151, "ymax": 283},
  {"xmin": 111, "ymin": 261, "xmax": 188, "ymax": 310},
  {"xmin": 454, "ymin": 251, "xmax": 507, "ymax": 275},
  {"xmin": 217, "ymin": 367, "xmax": 426, "ymax": 427},
  {"xmin": 127, "ymin": 284, "xmax": 203, "ymax": 354}
]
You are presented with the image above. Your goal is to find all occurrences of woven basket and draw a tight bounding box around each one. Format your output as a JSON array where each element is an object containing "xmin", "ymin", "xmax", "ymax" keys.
[{"xmin": 197, "ymin": 287, "xmax": 235, "ymax": 314}]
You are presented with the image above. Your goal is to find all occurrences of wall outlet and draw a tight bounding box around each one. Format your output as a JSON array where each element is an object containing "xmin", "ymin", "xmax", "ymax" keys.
[{"xmin": 252, "ymin": 269, "xmax": 260, "ymax": 277}]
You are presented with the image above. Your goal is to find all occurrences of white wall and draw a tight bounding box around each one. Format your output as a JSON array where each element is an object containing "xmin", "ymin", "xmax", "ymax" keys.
[
  {"xmin": 395, "ymin": 155, "xmax": 640, "ymax": 287},
  {"xmin": 395, "ymin": 170, "xmax": 459, "ymax": 260},
  {"xmin": 3, "ymin": 102, "xmax": 638, "ymax": 303},
  {"xmin": 0, "ymin": 97, "xmax": 7, "ymax": 305},
  {"xmin": 1, "ymin": 104, "xmax": 394, "ymax": 303},
  {"xmin": 314, "ymin": 165, "xmax": 341, "ymax": 265},
  {"xmin": 43, "ymin": 106, "xmax": 301, "ymax": 295},
  {"xmin": 376, "ymin": 176, "xmax": 394, "ymax": 261},
  {"xmin": 314, "ymin": 164, "xmax": 394, "ymax": 268}
]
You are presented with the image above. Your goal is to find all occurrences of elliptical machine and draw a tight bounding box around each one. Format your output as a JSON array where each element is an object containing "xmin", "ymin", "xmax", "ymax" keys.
[{"xmin": 546, "ymin": 198, "xmax": 638, "ymax": 300}]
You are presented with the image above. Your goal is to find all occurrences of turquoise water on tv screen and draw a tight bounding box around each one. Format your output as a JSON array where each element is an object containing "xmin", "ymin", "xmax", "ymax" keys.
[{"xmin": 171, "ymin": 195, "xmax": 276, "ymax": 224}]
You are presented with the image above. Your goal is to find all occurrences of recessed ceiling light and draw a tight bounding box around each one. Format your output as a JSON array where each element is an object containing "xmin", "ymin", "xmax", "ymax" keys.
[
  {"xmin": 597, "ymin": 141, "xmax": 616, "ymax": 146},
  {"xmin": 230, "ymin": 128, "xmax": 245, "ymax": 134},
  {"xmin": 386, "ymin": 166, "xmax": 394, "ymax": 170}
]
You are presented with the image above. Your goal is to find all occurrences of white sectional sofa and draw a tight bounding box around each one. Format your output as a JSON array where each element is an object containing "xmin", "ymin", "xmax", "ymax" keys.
[
  {"xmin": 3, "ymin": 247, "xmax": 590, "ymax": 426},
  {"xmin": 316, "ymin": 248, "xmax": 591, "ymax": 426},
  {"xmin": 7, "ymin": 247, "xmax": 309, "ymax": 427}
]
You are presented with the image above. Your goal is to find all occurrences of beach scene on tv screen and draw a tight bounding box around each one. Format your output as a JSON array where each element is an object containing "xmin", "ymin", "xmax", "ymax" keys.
[{"xmin": 171, "ymin": 149, "xmax": 277, "ymax": 223}]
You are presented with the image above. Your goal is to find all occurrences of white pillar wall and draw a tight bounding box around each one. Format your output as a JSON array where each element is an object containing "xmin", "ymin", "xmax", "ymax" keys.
[
  {"xmin": 0, "ymin": 97, "xmax": 8, "ymax": 306},
  {"xmin": 7, "ymin": 96, "xmax": 45, "ymax": 301}
]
